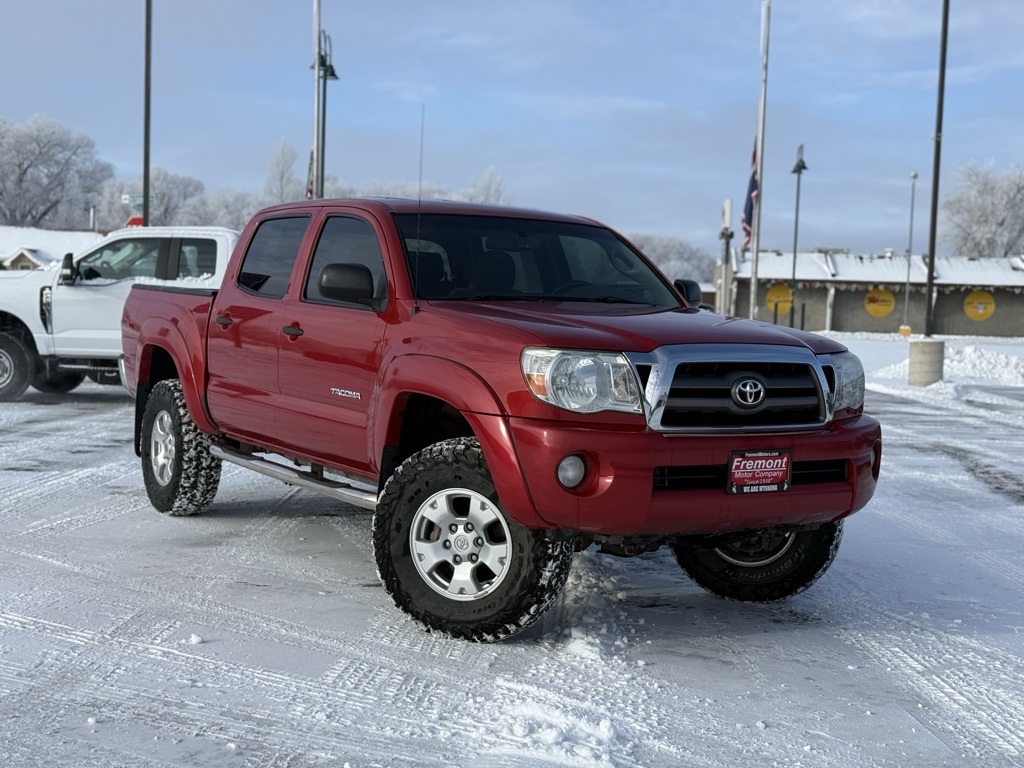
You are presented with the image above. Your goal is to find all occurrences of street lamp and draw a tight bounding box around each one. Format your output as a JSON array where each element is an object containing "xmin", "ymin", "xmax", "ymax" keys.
[
  {"xmin": 789, "ymin": 144, "xmax": 807, "ymax": 327},
  {"xmin": 316, "ymin": 30, "xmax": 339, "ymax": 198},
  {"xmin": 902, "ymin": 171, "xmax": 918, "ymax": 333}
]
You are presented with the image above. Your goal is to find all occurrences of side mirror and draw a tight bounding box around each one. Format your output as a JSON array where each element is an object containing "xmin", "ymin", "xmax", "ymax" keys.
[
  {"xmin": 318, "ymin": 263, "xmax": 375, "ymax": 306},
  {"xmin": 673, "ymin": 278, "xmax": 703, "ymax": 307},
  {"xmin": 59, "ymin": 253, "xmax": 78, "ymax": 285}
]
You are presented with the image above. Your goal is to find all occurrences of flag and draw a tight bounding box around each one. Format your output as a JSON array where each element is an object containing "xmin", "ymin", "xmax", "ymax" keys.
[{"xmin": 741, "ymin": 143, "xmax": 758, "ymax": 249}]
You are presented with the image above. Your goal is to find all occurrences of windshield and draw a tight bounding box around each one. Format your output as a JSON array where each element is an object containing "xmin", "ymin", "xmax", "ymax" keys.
[{"xmin": 393, "ymin": 214, "xmax": 681, "ymax": 307}]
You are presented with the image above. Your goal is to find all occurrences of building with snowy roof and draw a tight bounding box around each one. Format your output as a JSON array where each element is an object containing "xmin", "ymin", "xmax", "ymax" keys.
[
  {"xmin": 0, "ymin": 226, "xmax": 104, "ymax": 271},
  {"xmin": 719, "ymin": 249, "xmax": 1024, "ymax": 337}
]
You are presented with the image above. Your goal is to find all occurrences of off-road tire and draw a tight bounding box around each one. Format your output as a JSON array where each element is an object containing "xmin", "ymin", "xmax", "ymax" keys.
[
  {"xmin": 31, "ymin": 369, "xmax": 86, "ymax": 394},
  {"xmin": 373, "ymin": 437, "xmax": 573, "ymax": 642},
  {"xmin": 140, "ymin": 379, "xmax": 221, "ymax": 516},
  {"xmin": 671, "ymin": 521, "xmax": 843, "ymax": 602},
  {"xmin": 0, "ymin": 333, "xmax": 34, "ymax": 402}
]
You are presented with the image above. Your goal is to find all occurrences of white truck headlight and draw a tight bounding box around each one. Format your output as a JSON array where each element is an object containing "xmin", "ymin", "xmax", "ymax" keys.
[
  {"xmin": 521, "ymin": 347, "xmax": 642, "ymax": 414},
  {"xmin": 826, "ymin": 350, "xmax": 865, "ymax": 412}
]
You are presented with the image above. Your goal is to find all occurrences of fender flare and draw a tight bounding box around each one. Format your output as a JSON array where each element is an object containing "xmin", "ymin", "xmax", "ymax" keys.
[
  {"xmin": 373, "ymin": 354, "xmax": 550, "ymax": 529},
  {"xmin": 134, "ymin": 316, "xmax": 217, "ymax": 435}
]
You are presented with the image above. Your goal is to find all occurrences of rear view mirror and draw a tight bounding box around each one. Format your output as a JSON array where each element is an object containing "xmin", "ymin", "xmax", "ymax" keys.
[{"xmin": 58, "ymin": 253, "xmax": 78, "ymax": 285}]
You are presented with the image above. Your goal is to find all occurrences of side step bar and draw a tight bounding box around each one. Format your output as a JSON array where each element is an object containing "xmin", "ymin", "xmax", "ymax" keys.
[{"xmin": 210, "ymin": 444, "xmax": 378, "ymax": 511}]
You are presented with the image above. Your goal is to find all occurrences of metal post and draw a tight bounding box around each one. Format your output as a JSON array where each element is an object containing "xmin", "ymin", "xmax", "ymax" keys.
[
  {"xmin": 318, "ymin": 32, "xmax": 328, "ymax": 196},
  {"xmin": 312, "ymin": 0, "xmax": 322, "ymax": 199},
  {"xmin": 316, "ymin": 32, "xmax": 338, "ymax": 199},
  {"xmin": 924, "ymin": 0, "xmax": 949, "ymax": 337},
  {"xmin": 719, "ymin": 198, "xmax": 734, "ymax": 314},
  {"xmin": 790, "ymin": 144, "xmax": 807, "ymax": 327},
  {"xmin": 748, "ymin": 0, "xmax": 771, "ymax": 320},
  {"xmin": 143, "ymin": 0, "xmax": 152, "ymax": 226},
  {"xmin": 903, "ymin": 171, "xmax": 918, "ymax": 331}
]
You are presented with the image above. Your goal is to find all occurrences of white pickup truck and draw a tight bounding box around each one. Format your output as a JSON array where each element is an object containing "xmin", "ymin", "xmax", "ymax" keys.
[{"xmin": 0, "ymin": 226, "xmax": 238, "ymax": 400}]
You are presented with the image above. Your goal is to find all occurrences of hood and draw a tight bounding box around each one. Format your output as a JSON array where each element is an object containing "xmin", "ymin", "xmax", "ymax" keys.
[
  {"xmin": 0, "ymin": 269, "xmax": 53, "ymax": 287},
  {"xmin": 426, "ymin": 301, "xmax": 847, "ymax": 355}
]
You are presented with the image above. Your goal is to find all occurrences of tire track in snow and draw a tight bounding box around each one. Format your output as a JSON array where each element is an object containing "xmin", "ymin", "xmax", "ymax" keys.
[{"xmin": 822, "ymin": 571, "xmax": 1024, "ymax": 764}]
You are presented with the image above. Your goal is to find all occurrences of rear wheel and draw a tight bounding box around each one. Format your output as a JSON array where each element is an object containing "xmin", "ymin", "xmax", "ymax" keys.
[
  {"xmin": 31, "ymin": 369, "xmax": 86, "ymax": 394},
  {"xmin": 671, "ymin": 522, "xmax": 843, "ymax": 602},
  {"xmin": 0, "ymin": 333, "xmax": 34, "ymax": 402},
  {"xmin": 373, "ymin": 437, "xmax": 573, "ymax": 642},
  {"xmin": 140, "ymin": 379, "xmax": 221, "ymax": 516}
]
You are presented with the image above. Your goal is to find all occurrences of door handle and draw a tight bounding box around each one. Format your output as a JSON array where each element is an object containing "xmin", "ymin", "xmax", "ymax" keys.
[
  {"xmin": 282, "ymin": 325, "xmax": 304, "ymax": 337},
  {"xmin": 215, "ymin": 316, "xmax": 233, "ymax": 326}
]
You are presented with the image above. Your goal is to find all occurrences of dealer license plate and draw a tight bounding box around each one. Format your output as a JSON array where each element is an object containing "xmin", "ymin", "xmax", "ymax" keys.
[{"xmin": 727, "ymin": 449, "xmax": 792, "ymax": 494}]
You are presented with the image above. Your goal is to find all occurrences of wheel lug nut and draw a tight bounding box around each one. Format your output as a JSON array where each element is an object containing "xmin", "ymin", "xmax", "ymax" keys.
[
  {"xmin": 469, "ymin": 554, "xmax": 478, "ymax": 563},
  {"xmin": 453, "ymin": 555, "xmax": 462, "ymax": 564},
  {"xmin": 474, "ymin": 537, "xmax": 483, "ymax": 547},
  {"xmin": 443, "ymin": 540, "xmax": 452, "ymax": 549},
  {"xmin": 465, "ymin": 523, "xmax": 474, "ymax": 532},
  {"xmin": 449, "ymin": 524, "xmax": 458, "ymax": 534}
]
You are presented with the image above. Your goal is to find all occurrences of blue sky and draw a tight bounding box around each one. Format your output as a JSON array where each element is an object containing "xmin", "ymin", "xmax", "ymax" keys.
[{"xmin": 3, "ymin": 1, "xmax": 1022, "ymax": 256}]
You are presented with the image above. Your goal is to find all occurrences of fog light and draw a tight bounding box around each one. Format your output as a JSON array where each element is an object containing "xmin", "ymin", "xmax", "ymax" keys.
[{"xmin": 556, "ymin": 454, "xmax": 586, "ymax": 489}]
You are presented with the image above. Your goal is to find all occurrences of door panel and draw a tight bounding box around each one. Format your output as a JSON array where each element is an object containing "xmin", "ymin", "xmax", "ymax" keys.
[
  {"xmin": 274, "ymin": 214, "xmax": 390, "ymax": 474},
  {"xmin": 51, "ymin": 237, "xmax": 166, "ymax": 357}
]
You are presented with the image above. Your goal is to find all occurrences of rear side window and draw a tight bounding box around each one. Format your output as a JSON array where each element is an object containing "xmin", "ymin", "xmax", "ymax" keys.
[
  {"xmin": 237, "ymin": 216, "xmax": 309, "ymax": 298},
  {"xmin": 177, "ymin": 238, "xmax": 219, "ymax": 278}
]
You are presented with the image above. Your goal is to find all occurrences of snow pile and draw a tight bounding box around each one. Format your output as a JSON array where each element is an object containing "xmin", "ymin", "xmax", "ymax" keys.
[{"xmin": 872, "ymin": 344, "xmax": 1024, "ymax": 387}]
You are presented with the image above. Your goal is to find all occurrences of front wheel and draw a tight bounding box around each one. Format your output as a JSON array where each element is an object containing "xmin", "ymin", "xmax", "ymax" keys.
[
  {"xmin": 671, "ymin": 521, "xmax": 843, "ymax": 602},
  {"xmin": 140, "ymin": 379, "xmax": 221, "ymax": 516},
  {"xmin": 373, "ymin": 437, "xmax": 573, "ymax": 642},
  {"xmin": 0, "ymin": 333, "xmax": 34, "ymax": 402}
]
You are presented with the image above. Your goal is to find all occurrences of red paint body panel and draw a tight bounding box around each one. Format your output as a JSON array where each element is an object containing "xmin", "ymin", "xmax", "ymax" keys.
[
  {"xmin": 506, "ymin": 414, "xmax": 881, "ymax": 535},
  {"xmin": 122, "ymin": 197, "xmax": 882, "ymax": 537}
]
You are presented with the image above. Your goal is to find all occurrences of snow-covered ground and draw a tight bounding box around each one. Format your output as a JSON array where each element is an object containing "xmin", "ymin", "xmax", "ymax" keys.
[{"xmin": 2, "ymin": 333, "xmax": 1023, "ymax": 767}]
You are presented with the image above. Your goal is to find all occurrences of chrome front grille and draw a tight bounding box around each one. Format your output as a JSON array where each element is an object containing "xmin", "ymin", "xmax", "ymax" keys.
[{"xmin": 627, "ymin": 344, "xmax": 833, "ymax": 433}]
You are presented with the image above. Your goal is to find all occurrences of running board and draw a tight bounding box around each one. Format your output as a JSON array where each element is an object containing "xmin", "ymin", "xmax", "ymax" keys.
[{"xmin": 210, "ymin": 445, "xmax": 378, "ymax": 511}]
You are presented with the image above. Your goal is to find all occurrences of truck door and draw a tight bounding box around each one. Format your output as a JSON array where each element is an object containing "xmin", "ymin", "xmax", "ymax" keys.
[
  {"xmin": 275, "ymin": 213, "xmax": 391, "ymax": 474},
  {"xmin": 51, "ymin": 236, "xmax": 168, "ymax": 357},
  {"xmin": 206, "ymin": 216, "xmax": 310, "ymax": 444}
]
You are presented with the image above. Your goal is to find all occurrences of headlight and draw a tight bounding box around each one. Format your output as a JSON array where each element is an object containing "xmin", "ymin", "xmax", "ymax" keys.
[
  {"xmin": 826, "ymin": 350, "xmax": 865, "ymax": 412},
  {"xmin": 521, "ymin": 347, "xmax": 642, "ymax": 414}
]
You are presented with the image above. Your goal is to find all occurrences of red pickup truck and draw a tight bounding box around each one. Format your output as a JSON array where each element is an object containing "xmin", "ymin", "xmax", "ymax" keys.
[{"xmin": 121, "ymin": 198, "xmax": 881, "ymax": 642}]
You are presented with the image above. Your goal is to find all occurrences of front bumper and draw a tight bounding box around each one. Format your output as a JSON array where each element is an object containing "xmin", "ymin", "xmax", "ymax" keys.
[{"xmin": 503, "ymin": 414, "xmax": 882, "ymax": 536}]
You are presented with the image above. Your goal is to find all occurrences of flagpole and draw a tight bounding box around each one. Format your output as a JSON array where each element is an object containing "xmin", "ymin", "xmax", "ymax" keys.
[{"xmin": 749, "ymin": 0, "xmax": 771, "ymax": 319}]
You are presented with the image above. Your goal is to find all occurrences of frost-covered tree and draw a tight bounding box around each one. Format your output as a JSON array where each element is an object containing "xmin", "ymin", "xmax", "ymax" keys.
[
  {"xmin": 627, "ymin": 233, "xmax": 716, "ymax": 282},
  {"xmin": 943, "ymin": 164, "xmax": 1024, "ymax": 259},
  {"xmin": 0, "ymin": 116, "xmax": 113, "ymax": 227},
  {"xmin": 264, "ymin": 139, "xmax": 304, "ymax": 204},
  {"xmin": 94, "ymin": 168, "xmax": 205, "ymax": 229},
  {"xmin": 462, "ymin": 167, "xmax": 510, "ymax": 204},
  {"xmin": 180, "ymin": 189, "xmax": 262, "ymax": 229}
]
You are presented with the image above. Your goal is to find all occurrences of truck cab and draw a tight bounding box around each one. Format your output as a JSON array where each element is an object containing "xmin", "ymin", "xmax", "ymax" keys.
[{"xmin": 0, "ymin": 226, "xmax": 237, "ymax": 400}]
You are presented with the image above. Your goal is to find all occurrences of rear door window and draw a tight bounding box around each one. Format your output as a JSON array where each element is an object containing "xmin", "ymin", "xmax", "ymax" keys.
[{"xmin": 237, "ymin": 216, "xmax": 310, "ymax": 298}]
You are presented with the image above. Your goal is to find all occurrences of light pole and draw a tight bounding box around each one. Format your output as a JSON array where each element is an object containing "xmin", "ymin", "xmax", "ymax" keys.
[
  {"xmin": 789, "ymin": 144, "xmax": 807, "ymax": 327},
  {"xmin": 316, "ymin": 30, "xmax": 339, "ymax": 198},
  {"xmin": 903, "ymin": 171, "xmax": 918, "ymax": 332},
  {"xmin": 143, "ymin": 0, "xmax": 152, "ymax": 225}
]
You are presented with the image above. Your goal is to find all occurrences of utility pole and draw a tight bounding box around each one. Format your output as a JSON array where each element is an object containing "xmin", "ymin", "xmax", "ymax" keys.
[
  {"xmin": 311, "ymin": 0, "xmax": 322, "ymax": 198},
  {"xmin": 789, "ymin": 144, "xmax": 807, "ymax": 327},
  {"xmin": 719, "ymin": 199, "xmax": 734, "ymax": 315},
  {"xmin": 143, "ymin": 0, "xmax": 152, "ymax": 226},
  {"xmin": 924, "ymin": 0, "xmax": 950, "ymax": 337}
]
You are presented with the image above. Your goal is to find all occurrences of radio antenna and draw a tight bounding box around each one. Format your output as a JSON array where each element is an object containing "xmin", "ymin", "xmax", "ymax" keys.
[{"xmin": 412, "ymin": 104, "xmax": 425, "ymax": 316}]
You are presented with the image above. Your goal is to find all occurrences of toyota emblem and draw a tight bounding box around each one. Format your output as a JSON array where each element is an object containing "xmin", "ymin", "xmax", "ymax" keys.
[{"xmin": 732, "ymin": 378, "xmax": 766, "ymax": 408}]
